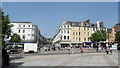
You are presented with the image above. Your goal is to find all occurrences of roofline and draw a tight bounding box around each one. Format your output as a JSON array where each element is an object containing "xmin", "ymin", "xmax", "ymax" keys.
[{"xmin": 10, "ymin": 21, "xmax": 32, "ymax": 23}]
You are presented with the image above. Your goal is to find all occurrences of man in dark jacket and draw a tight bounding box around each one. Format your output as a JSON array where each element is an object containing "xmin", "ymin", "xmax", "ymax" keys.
[{"xmin": 2, "ymin": 45, "xmax": 9, "ymax": 67}]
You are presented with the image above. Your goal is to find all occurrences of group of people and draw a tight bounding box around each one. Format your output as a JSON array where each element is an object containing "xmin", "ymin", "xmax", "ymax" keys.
[
  {"xmin": 97, "ymin": 45, "xmax": 112, "ymax": 55},
  {"xmin": 105, "ymin": 46, "xmax": 112, "ymax": 55},
  {"xmin": 67, "ymin": 46, "xmax": 84, "ymax": 54}
]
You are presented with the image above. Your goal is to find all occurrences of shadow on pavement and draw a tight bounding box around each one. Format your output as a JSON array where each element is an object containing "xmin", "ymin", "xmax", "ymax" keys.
[{"xmin": 10, "ymin": 56, "xmax": 24, "ymax": 61}]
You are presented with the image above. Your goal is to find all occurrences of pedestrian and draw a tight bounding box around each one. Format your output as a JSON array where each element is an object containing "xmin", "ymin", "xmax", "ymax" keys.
[
  {"xmin": 44, "ymin": 46, "xmax": 47, "ymax": 51},
  {"xmin": 71, "ymin": 46, "xmax": 74, "ymax": 54},
  {"xmin": 109, "ymin": 46, "xmax": 112, "ymax": 55},
  {"xmin": 48, "ymin": 47, "xmax": 50, "ymax": 51},
  {"xmin": 98, "ymin": 46, "xmax": 102, "ymax": 53},
  {"xmin": 2, "ymin": 45, "xmax": 10, "ymax": 67},
  {"xmin": 96, "ymin": 47, "xmax": 99, "ymax": 52},
  {"xmin": 105, "ymin": 46, "xmax": 110, "ymax": 54},
  {"xmin": 68, "ymin": 46, "xmax": 71, "ymax": 54},
  {"xmin": 80, "ymin": 46, "xmax": 84, "ymax": 54}
]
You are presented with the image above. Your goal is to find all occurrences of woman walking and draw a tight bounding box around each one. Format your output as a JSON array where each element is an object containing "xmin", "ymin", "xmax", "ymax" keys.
[{"xmin": 80, "ymin": 46, "xmax": 84, "ymax": 54}]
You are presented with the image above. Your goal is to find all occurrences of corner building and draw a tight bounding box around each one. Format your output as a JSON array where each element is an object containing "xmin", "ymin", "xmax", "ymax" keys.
[{"xmin": 53, "ymin": 20, "xmax": 106, "ymax": 48}]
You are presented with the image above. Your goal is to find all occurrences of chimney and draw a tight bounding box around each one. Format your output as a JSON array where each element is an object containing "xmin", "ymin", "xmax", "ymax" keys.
[{"xmin": 97, "ymin": 21, "xmax": 100, "ymax": 28}]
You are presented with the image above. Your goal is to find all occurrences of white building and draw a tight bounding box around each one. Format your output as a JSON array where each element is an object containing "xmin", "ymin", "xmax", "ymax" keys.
[
  {"xmin": 9, "ymin": 22, "xmax": 44, "ymax": 44},
  {"xmin": 91, "ymin": 21, "xmax": 107, "ymax": 33},
  {"xmin": 53, "ymin": 21, "xmax": 71, "ymax": 47}
]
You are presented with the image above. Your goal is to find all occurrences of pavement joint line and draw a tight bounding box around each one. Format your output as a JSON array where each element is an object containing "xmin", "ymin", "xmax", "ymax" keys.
[{"xmin": 102, "ymin": 54, "xmax": 118, "ymax": 66}]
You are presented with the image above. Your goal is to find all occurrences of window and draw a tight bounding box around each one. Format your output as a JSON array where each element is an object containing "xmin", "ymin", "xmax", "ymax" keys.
[
  {"xmin": 23, "ymin": 25, "xmax": 25, "ymax": 27},
  {"xmin": 67, "ymin": 30, "xmax": 69, "ymax": 34},
  {"xmin": 23, "ymin": 30, "xmax": 25, "ymax": 33},
  {"xmin": 79, "ymin": 32, "xmax": 80, "ymax": 35},
  {"xmin": 79, "ymin": 27, "xmax": 80, "ymax": 30},
  {"xmin": 88, "ymin": 32, "xmax": 89, "ymax": 36},
  {"xmin": 84, "ymin": 38, "xmax": 86, "ymax": 41},
  {"xmin": 64, "ymin": 30, "xmax": 66, "ymax": 34},
  {"xmin": 73, "ymin": 32, "xmax": 75, "ymax": 35},
  {"xmin": 28, "ymin": 25, "xmax": 30, "ymax": 27},
  {"xmin": 64, "ymin": 36, "xmax": 66, "ymax": 40},
  {"xmin": 64, "ymin": 25, "xmax": 66, "ymax": 28},
  {"xmin": 88, "ymin": 38, "xmax": 90, "ymax": 41},
  {"xmin": 19, "ymin": 25, "xmax": 21, "ymax": 27},
  {"xmin": 84, "ymin": 32, "xmax": 86, "ymax": 36},
  {"xmin": 32, "ymin": 34, "xmax": 34, "ymax": 36},
  {"xmin": 76, "ymin": 27, "xmax": 79, "ymax": 30},
  {"xmin": 32, "ymin": 25, "xmax": 34, "ymax": 27},
  {"xmin": 76, "ymin": 32, "xmax": 78, "ymax": 35},
  {"xmin": 76, "ymin": 37, "xmax": 78, "ymax": 41},
  {"xmin": 18, "ymin": 29, "xmax": 20, "ymax": 33},
  {"xmin": 28, "ymin": 34, "xmax": 30, "ymax": 36},
  {"xmin": 22, "ymin": 35, "xmax": 25, "ymax": 39},
  {"xmin": 67, "ymin": 25, "xmax": 69, "ymax": 28},
  {"xmin": 84, "ymin": 27, "xmax": 86, "ymax": 30},
  {"xmin": 67, "ymin": 36, "xmax": 69, "ymax": 40},
  {"xmin": 79, "ymin": 38, "xmax": 81, "ymax": 41},
  {"xmin": 87, "ymin": 27, "xmax": 89, "ymax": 30}
]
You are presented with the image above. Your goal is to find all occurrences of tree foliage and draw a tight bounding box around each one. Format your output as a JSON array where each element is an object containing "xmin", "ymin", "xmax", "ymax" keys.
[
  {"xmin": 115, "ymin": 31, "xmax": 120, "ymax": 42},
  {"xmin": 89, "ymin": 30, "xmax": 108, "ymax": 42},
  {"xmin": 9, "ymin": 33, "xmax": 22, "ymax": 44},
  {"xmin": 0, "ymin": 11, "xmax": 13, "ymax": 45}
]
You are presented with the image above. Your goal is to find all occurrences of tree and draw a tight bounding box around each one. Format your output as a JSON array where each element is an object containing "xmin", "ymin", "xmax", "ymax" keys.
[
  {"xmin": 9, "ymin": 33, "xmax": 22, "ymax": 45},
  {"xmin": 0, "ymin": 10, "xmax": 13, "ymax": 45},
  {"xmin": 115, "ymin": 31, "xmax": 120, "ymax": 42},
  {"xmin": 89, "ymin": 30, "xmax": 108, "ymax": 42}
]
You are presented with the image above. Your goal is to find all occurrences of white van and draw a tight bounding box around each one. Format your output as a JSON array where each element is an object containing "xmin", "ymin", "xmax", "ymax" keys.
[{"xmin": 24, "ymin": 43, "xmax": 38, "ymax": 52}]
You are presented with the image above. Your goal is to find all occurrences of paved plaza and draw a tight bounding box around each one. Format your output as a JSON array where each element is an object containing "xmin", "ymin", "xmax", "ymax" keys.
[{"xmin": 9, "ymin": 49, "xmax": 118, "ymax": 66}]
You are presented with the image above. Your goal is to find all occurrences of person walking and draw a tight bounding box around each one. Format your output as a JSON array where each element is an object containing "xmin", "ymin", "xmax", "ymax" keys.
[
  {"xmin": 109, "ymin": 46, "xmax": 112, "ymax": 55},
  {"xmin": 71, "ymin": 46, "xmax": 74, "ymax": 54},
  {"xmin": 68, "ymin": 46, "xmax": 71, "ymax": 54},
  {"xmin": 96, "ymin": 45, "xmax": 99, "ymax": 52},
  {"xmin": 105, "ymin": 46, "xmax": 110, "ymax": 54},
  {"xmin": 80, "ymin": 46, "xmax": 84, "ymax": 54}
]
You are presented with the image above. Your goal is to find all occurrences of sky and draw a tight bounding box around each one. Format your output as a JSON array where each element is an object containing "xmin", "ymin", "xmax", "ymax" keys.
[
  {"xmin": 2, "ymin": 2, "xmax": 118, "ymax": 38},
  {"xmin": 2, "ymin": 0, "xmax": 120, "ymax": 2}
]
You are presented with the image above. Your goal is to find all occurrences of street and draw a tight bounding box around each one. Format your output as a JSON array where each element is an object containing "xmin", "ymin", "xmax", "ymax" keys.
[{"xmin": 9, "ymin": 48, "xmax": 118, "ymax": 66}]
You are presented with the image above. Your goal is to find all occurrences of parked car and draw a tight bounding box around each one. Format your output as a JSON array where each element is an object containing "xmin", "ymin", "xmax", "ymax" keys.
[{"xmin": 7, "ymin": 45, "xmax": 22, "ymax": 54}]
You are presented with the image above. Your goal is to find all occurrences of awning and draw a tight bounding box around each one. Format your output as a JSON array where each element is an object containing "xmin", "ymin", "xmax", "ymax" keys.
[
  {"xmin": 84, "ymin": 42, "xmax": 92, "ymax": 43},
  {"xmin": 71, "ymin": 43, "xmax": 76, "ymax": 45}
]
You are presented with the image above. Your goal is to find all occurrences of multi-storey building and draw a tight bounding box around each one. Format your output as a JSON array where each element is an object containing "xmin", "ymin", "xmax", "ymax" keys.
[
  {"xmin": 8, "ymin": 22, "xmax": 45, "ymax": 45},
  {"xmin": 53, "ymin": 20, "xmax": 106, "ymax": 47},
  {"xmin": 108, "ymin": 23, "xmax": 120, "ymax": 43}
]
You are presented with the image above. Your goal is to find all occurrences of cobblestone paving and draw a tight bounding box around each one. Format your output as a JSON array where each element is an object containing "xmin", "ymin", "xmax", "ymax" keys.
[{"xmin": 9, "ymin": 49, "xmax": 118, "ymax": 66}]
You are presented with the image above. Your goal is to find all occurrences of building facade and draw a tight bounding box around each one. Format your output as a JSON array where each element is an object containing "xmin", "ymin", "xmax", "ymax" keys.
[
  {"xmin": 108, "ymin": 23, "xmax": 120, "ymax": 43},
  {"xmin": 8, "ymin": 22, "xmax": 45, "ymax": 45},
  {"xmin": 53, "ymin": 20, "xmax": 106, "ymax": 47}
]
